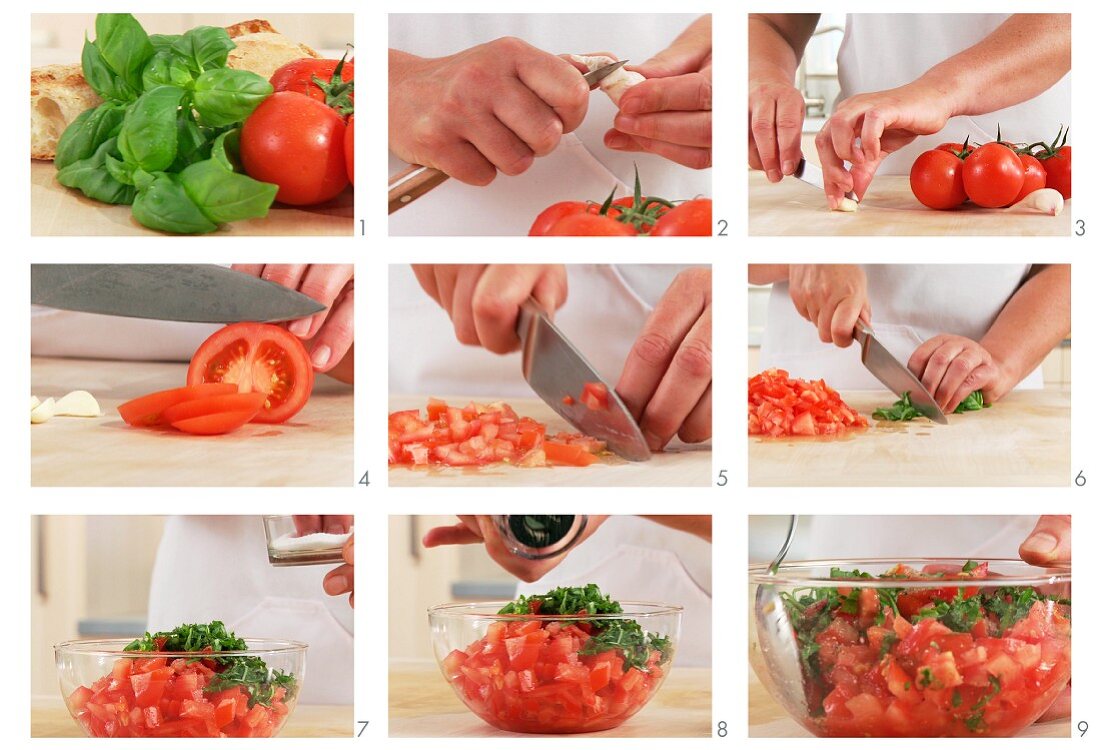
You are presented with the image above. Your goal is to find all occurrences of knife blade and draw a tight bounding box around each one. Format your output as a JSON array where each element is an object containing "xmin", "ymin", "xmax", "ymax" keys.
[
  {"xmin": 516, "ymin": 299, "xmax": 651, "ymax": 462},
  {"xmin": 854, "ymin": 321, "xmax": 948, "ymax": 424},
  {"xmin": 583, "ymin": 59, "xmax": 628, "ymax": 86},
  {"xmin": 31, "ymin": 264, "xmax": 326, "ymax": 323},
  {"xmin": 793, "ymin": 158, "xmax": 859, "ymax": 203}
]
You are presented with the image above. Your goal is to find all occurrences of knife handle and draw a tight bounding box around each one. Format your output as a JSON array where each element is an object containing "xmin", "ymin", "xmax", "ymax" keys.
[{"xmin": 388, "ymin": 165, "xmax": 449, "ymax": 214}]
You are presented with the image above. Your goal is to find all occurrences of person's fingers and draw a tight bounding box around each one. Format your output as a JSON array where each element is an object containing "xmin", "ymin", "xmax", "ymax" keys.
[
  {"xmin": 849, "ymin": 159, "xmax": 882, "ymax": 202},
  {"xmin": 677, "ymin": 383, "xmax": 711, "ymax": 444},
  {"xmin": 603, "ymin": 131, "xmax": 710, "ymax": 169},
  {"xmin": 512, "ymin": 42, "xmax": 590, "ymax": 133},
  {"xmin": 464, "ymin": 114, "xmax": 534, "ymax": 176},
  {"xmin": 530, "ymin": 266, "xmax": 568, "ymax": 317},
  {"xmin": 916, "ymin": 341, "xmax": 965, "ymax": 398},
  {"xmin": 260, "ymin": 264, "xmax": 309, "ymax": 292},
  {"xmin": 323, "ymin": 563, "xmax": 353, "ymax": 597},
  {"xmin": 321, "ymin": 515, "xmax": 354, "ymax": 535},
  {"xmin": 612, "ymin": 110, "xmax": 711, "ymax": 148},
  {"xmin": 494, "ymin": 83, "xmax": 563, "ymax": 156},
  {"xmin": 637, "ymin": 306, "xmax": 712, "ymax": 450},
  {"xmin": 423, "ymin": 522, "xmax": 484, "ymax": 547},
  {"xmin": 828, "ymin": 110, "xmax": 861, "ymax": 164},
  {"xmin": 433, "ymin": 139, "xmax": 498, "ymax": 186},
  {"xmin": 289, "ymin": 264, "xmax": 353, "ymax": 339},
  {"xmin": 945, "ymin": 364, "xmax": 993, "ymax": 414},
  {"xmin": 934, "ymin": 349, "xmax": 984, "ymax": 410},
  {"xmin": 471, "ymin": 265, "xmax": 558, "ymax": 354},
  {"xmin": 617, "ymin": 72, "xmax": 711, "ymax": 115},
  {"xmin": 814, "ymin": 128, "xmax": 851, "ymax": 210},
  {"xmin": 750, "ymin": 96, "xmax": 781, "ymax": 181},
  {"xmin": 859, "ymin": 105, "xmax": 891, "ymax": 164},
  {"xmin": 449, "ymin": 266, "xmax": 485, "ymax": 347},
  {"xmin": 412, "ymin": 265, "xmax": 441, "ymax": 305},
  {"xmin": 230, "ymin": 264, "xmax": 266, "ymax": 278},
  {"xmin": 308, "ymin": 284, "xmax": 354, "ymax": 372},
  {"xmin": 1019, "ymin": 515, "xmax": 1071, "ymax": 566},
  {"xmin": 292, "ymin": 515, "xmax": 322, "ymax": 535},
  {"xmin": 774, "ymin": 88, "xmax": 805, "ymax": 176},
  {"xmin": 342, "ymin": 535, "xmax": 353, "ymax": 566},
  {"xmin": 830, "ymin": 295, "xmax": 863, "ymax": 348},
  {"xmin": 815, "ymin": 300, "xmax": 835, "ymax": 344},
  {"xmin": 907, "ymin": 335, "xmax": 945, "ymax": 379}
]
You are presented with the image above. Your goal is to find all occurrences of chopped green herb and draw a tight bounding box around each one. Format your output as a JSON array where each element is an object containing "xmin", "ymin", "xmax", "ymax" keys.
[{"xmin": 872, "ymin": 390, "xmax": 989, "ymax": 421}]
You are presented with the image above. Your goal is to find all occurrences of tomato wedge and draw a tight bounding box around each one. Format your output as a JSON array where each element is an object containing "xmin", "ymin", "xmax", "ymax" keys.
[
  {"xmin": 160, "ymin": 392, "xmax": 267, "ymax": 425},
  {"xmin": 171, "ymin": 410, "xmax": 260, "ymax": 436},
  {"xmin": 117, "ymin": 384, "xmax": 238, "ymax": 426},
  {"xmin": 186, "ymin": 323, "xmax": 314, "ymax": 424}
]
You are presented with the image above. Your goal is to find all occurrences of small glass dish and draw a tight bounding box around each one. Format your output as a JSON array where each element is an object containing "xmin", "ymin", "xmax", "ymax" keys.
[{"xmin": 263, "ymin": 515, "xmax": 350, "ymax": 567}]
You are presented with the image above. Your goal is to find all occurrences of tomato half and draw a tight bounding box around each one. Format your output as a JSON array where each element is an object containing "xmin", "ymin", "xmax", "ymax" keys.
[
  {"xmin": 961, "ymin": 143, "xmax": 1024, "ymax": 208},
  {"xmin": 160, "ymin": 393, "xmax": 266, "ymax": 425},
  {"xmin": 118, "ymin": 383, "xmax": 237, "ymax": 427},
  {"xmin": 650, "ymin": 198, "xmax": 712, "ymax": 236},
  {"xmin": 910, "ymin": 150, "xmax": 967, "ymax": 209},
  {"xmin": 1012, "ymin": 153, "xmax": 1047, "ymax": 204},
  {"xmin": 240, "ymin": 92, "xmax": 349, "ymax": 206},
  {"xmin": 545, "ymin": 213, "xmax": 637, "ymax": 236},
  {"xmin": 186, "ymin": 323, "xmax": 314, "ymax": 424}
]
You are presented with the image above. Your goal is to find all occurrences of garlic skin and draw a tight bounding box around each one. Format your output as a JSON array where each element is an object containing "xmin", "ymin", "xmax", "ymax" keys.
[
  {"xmin": 835, "ymin": 197, "xmax": 859, "ymax": 213},
  {"xmin": 54, "ymin": 390, "xmax": 101, "ymax": 417},
  {"xmin": 1006, "ymin": 188, "xmax": 1064, "ymax": 216},
  {"xmin": 571, "ymin": 54, "xmax": 646, "ymax": 106}
]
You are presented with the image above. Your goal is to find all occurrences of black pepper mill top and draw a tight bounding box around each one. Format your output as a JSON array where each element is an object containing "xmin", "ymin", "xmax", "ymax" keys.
[{"xmin": 495, "ymin": 515, "xmax": 588, "ymax": 560}]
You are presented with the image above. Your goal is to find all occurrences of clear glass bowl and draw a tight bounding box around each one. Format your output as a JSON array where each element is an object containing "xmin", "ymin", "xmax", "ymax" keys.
[
  {"xmin": 429, "ymin": 601, "xmax": 682, "ymax": 734},
  {"xmin": 55, "ymin": 638, "xmax": 307, "ymax": 738},
  {"xmin": 749, "ymin": 558, "xmax": 1070, "ymax": 737}
]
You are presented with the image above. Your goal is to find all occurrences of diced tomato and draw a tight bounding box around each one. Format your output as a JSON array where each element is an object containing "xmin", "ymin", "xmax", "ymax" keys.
[
  {"xmin": 748, "ymin": 368, "xmax": 867, "ymax": 438},
  {"xmin": 579, "ymin": 382, "xmax": 610, "ymax": 411}
]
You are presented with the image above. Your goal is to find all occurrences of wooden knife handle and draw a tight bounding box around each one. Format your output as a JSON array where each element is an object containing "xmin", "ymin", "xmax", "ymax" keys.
[{"xmin": 388, "ymin": 165, "xmax": 449, "ymax": 214}]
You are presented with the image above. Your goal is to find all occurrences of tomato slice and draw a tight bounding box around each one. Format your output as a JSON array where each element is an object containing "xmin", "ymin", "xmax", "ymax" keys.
[
  {"xmin": 186, "ymin": 323, "xmax": 314, "ymax": 424},
  {"xmin": 171, "ymin": 410, "xmax": 258, "ymax": 436},
  {"xmin": 543, "ymin": 441, "xmax": 599, "ymax": 466},
  {"xmin": 118, "ymin": 384, "xmax": 237, "ymax": 427},
  {"xmin": 160, "ymin": 392, "xmax": 267, "ymax": 425}
]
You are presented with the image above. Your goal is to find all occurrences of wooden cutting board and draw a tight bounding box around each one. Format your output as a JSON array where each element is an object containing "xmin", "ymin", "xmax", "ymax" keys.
[
  {"xmin": 388, "ymin": 395, "xmax": 711, "ymax": 487},
  {"xmin": 748, "ymin": 171, "xmax": 1070, "ymax": 236},
  {"xmin": 31, "ymin": 161, "xmax": 354, "ymax": 236},
  {"xmin": 389, "ymin": 659, "xmax": 711, "ymax": 737},
  {"xmin": 749, "ymin": 388, "xmax": 1069, "ymax": 486},
  {"xmin": 31, "ymin": 357, "xmax": 353, "ymax": 486},
  {"xmin": 749, "ymin": 668, "xmax": 1068, "ymax": 738},
  {"xmin": 31, "ymin": 696, "xmax": 353, "ymax": 737}
]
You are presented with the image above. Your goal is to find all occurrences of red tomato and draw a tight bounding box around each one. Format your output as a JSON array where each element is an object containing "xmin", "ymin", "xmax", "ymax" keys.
[
  {"xmin": 961, "ymin": 143, "xmax": 1024, "ymax": 208},
  {"xmin": 160, "ymin": 392, "xmax": 266, "ymax": 425},
  {"xmin": 580, "ymin": 382, "xmax": 610, "ymax": 411},
  {"xmin": 171, "ymin": 410, "xmax": 259, "ymax": 436},
  {"xmin": 545, "ymin": 213, "xmax": 637, "ymax": 236},
  {"xmin": 187, "ymin": 323, "xmax": 314, "ymax": 424},
  {"xmin": 1012, "ymin": 153, "xmax": 1047, "ymax": 204},
  {"xmin": 269, "ymin": 57, "xmax": 354, "ymax": 114},
  {"xmin": 748, "ymin": 369, "xmax": 867, "ymax": 438},
  {"xmin": 240, "ymin": 92, "xmax": 349, "ymax": 206},
  {"xmin": 345, "ymin": 115, "xmax": 354, "ymax": 184},
  {"xmin": 118, "ymin": 383, "xmax": 237, "ymax": 427},
  {"xmin": 543, "ymin": 441, "xmax": 599, "ymax": 466},
  {"xmin": 1041, "ymin": 146, "xmax": 1071, "ymax": 199},
  {"xmin": 443, "ymin": 618, "xmax": 667, "ymax": 733},
  {"xmin": 528, "ymin": 201, "xmax": 591, "ymax": 236},
  {"xmin": 650, "ymin": 198, "xmax": 712, "ymax": 236},
  {"xmin": 909, "ymin": 150, "xmax": 967, "ymax": 210}
]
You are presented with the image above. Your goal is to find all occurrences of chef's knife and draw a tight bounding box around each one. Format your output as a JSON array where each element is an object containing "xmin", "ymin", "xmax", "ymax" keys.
[
  {"xmin": 31, "ymin": 264, "xmax": 326, "ymax": 323},
  {"xmin": 854, "ymin": 320, "xmax": 949, "ymax": 424},
  {"xmin": 793, "ymin": 158, "xmax": 859, "ymax": 203},
  {"xmin": 516, "ymin": 299, "xmax": 651, "ymax": 461},
  {"xmin": 388, "ymin": 60, "xmax": 630, "ymax": 214}
]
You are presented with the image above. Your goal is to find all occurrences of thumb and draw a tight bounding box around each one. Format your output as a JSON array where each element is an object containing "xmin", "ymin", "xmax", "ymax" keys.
[
  {"xmin": 633, "ymin": 45, "xmax": 709, "ymax": 78},
  {"xmin": 1019, "ymin": 515, "xmax": 1071, "ymax": 565}
]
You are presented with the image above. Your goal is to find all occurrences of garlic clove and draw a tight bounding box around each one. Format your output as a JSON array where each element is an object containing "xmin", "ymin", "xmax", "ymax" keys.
[
  {"xmin": 1006, "ymin": 188, "xmax": 1064, "ymax": 216},
  {"xmin": 835, "ymin": 197, "xmax": 859, "ymax": 213},
  {"xmin": 54, "ymin": 390, "xmax": 101, "ymax": 418},
  {"xmin": 31, "ymin": 395, "xmax": 40, "ymax": 411},
  {"xmin": 31, "ymin": 397, "xmax": 56, "ymax": 424}
]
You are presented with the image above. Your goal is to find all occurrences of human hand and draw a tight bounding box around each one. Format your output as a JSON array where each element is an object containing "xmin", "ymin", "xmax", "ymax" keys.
[
  {"xmin": 907, "ymin": 334, "xmax": 1014, "ymax": 413},
  {"xmin": 412, "ymin": 264, "xmax": 567, "ymax": 354},
  {"xmin": 749, "ymin": 80, "xmax": 804, "ymax": 181},
  {"xmin": 389, "ymin": 39, "xmax": 589, "ymax": 186},
  {"xmin": 616, "ymin": 267, "xmax": 711, "ymax": 451},
  {"xmin": 323, "ymin": 534, "xmax": 354, "ymax": 608},
  {"xmin": 422, "ymin": 515, "xmax": 608, "ymax": 582},
  {"xmin": 1019, "ymin": 514, "xmax": 1070, "ymax": 722},
  {"xmin": 606, "ymin": 15, "xmax": 712, "ymax": 169},
  {"xmin": 230, "ymin": 264, "xmax": 354, "ymax": 382},
  {"xmin": 292, "ymin": 515, "xmax": 354, "ymax": 536},
  {"xmin": 787, "ymin": 264, "xmax": 870, "ymax": 348},
  {"xmin": 814, "ymin": 80, "xmax": 954, "ymax": 208}
]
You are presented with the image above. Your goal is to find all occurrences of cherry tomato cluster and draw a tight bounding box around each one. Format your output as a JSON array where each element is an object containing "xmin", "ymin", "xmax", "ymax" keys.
[
  {"xmin": 529, "ymin": 171, "xmax": 712, "ymax": 236},
  {"xmin": 910, "ymin": 127, "xmax": 1070, "ymax": 210},
  {"xmin": 241, "ymin": 53, "xmax": 355, "ymax": 206}
]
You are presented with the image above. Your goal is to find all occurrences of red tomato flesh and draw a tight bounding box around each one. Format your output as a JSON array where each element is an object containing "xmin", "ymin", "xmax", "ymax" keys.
[
  {"xmin": 118, "ymin": 384, "xmax": 237, "ymax": 427},
  {"xmin": 171, "ymin": 409, "xmax": 262, "ymax": 436},
  {"xmin": 442, "ymin": 619, "xmax": 666, "ymax": 733},
  {"xmin": 579, "ymin": 382, "xmax": 610, "ymax": 411},
  {"xmin": 160, "ymin": 392, "xmax": 266, "ymax": 425},
  {"xmin": 748, "ymin": 368, "xmax": 868, "ymax": 437},
  {"xmin": 187, "ymin": 322, "xmax": 314, "ymax": 424},
  {"xmin": 68, "ymin": 657, "xmax": 290, "ymax": 738}
]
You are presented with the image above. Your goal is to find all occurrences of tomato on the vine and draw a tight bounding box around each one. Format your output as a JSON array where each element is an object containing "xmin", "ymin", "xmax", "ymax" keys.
[
  {"xmin": 270, "ymin": 55, "xmax": 354, "ymax": 116},
  {"xmin": 650, "ymin": 198, "xmax": 712, "ymax": 236},
  {"xmin": 961, "ymin": 143, "xmax": 1024, "ymax": 208},
  {"xmin": 910, "ymin": 149, "xmax": 967, "ymax": 209},
  {"xmin": 1013, "ymin": 153, "xmax": 1047, "ymax": 203},
  {"xmin": 544, "ymin": 213, "xmax": 637, "ymax": 236}
]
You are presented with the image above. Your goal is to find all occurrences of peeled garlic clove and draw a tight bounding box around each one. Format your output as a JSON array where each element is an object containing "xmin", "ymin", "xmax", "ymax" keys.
[
  {"xmin": 570, "ymin": 54, "xmax": 645, "ymax": 106},
  {"xmin": 1006, "ymin": 188, "xmax": 1064, "ymax": 216},
  {"xmin": 835, "ymin": 197, "xmax": 859, "ymax": 212},
  {"xmin": 31, "ymin": 395, "xmax": 40, "ymax": 411},
  {"xmin": 54, "ymin": 390, "xmax": 101, "ymax": 417},
  {"xmin": 31, "ymin": 397, "xmax": 56, "ymax": 424}
]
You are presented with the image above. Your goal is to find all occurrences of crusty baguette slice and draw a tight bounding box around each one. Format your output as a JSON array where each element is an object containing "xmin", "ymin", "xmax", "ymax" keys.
[{"xmin": 31, "ymin": 18, "xmax": 319, "ymax": 161}]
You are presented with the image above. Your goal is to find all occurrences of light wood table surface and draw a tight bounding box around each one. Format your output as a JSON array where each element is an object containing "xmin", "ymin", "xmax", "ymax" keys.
[
  {"xmin": 749, "ymin": 387, "xmax": 1069, "ymax": 486},
  {"xmin": 389, "ymin": 659, "xmax": 711, "ymax": 737},
  {"xmin": 31, "ymin": 357, "xmax": 353, "ymax": 486}
]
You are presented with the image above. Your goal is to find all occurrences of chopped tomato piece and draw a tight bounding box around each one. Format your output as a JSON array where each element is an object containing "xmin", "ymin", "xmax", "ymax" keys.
[{"xmin": 748, "ymin": 368, "xmax": 868, "ymax": 437}]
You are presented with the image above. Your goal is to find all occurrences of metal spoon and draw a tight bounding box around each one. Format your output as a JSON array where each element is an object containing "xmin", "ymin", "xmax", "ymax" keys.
[{"xmin": 752, "ymin": 515, "xmax": 807, "ymax": 716}]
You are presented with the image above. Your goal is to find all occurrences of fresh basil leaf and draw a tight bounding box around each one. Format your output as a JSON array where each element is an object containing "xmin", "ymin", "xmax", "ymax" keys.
[
  {"xmin": 117, "ymin": 85, "xmax": 187, "ymax": 172},
  {"xmin": 142, "ymin": 49, "xmax": 195, "ymax": 90},
  {"xmin": 148, "ymin": 33, "xmax": 182, "ymax": 51},
  {"xmin": 104, "ymin": 154, "xmax": 137, "ymax": 186},
  {"xmin": 56, "ymin": 137, "xmax": 136, "ymax": 205},
  {"xmin": 171, "ymin": 26, "xmax": 235, "ymax": 72},
  {"xmin": 132, "ymin": 172, "xmax": 218, "ymax": 234},
  {"xmin": 94, "ymin": 14, "xmax": 154, "ymax": 96},
  {"xmin": 54, "ymin": 102, "xmax": 126, "ymax": 169},
  {"xmin": 80, "ymin": 36, "xmax": 134, "ymax": 102},
  {"xmin": 211, "ymin": 128, "xmax": 242, "ymax": 172},
  {"xmin": 192, "ymin": 69, "xmax": 272, "ymax": 127},
  {"xmin": 179, "ymin": 158, "xmax": 277, "ymax": 224},
  {"xmin": 954, "ymin": 391, "xmax": 987, "ymax": 413},
  {"xmin": 169, "ymin": 111, "xmax": 211, "ymax": 171}
]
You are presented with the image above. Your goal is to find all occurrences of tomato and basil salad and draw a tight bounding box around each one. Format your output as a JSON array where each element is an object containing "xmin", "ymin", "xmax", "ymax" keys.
[
  {"xmin": 66, "ymin": 622, "xmax": 297, "ymax": 738},
  {"xmin": 780, "ymin": 562, "xmax": 1071, "ymax": 737},
  {"xmin": 748, "ymin": 368, "xmax": 867, "ymax": 437},
  {"xmin": 441, "ymin": 585, "xmax": 672, "ymax": 733},
  {"xmin": 389, "ymin": 398, "xmax": 605, "ymax": 468}
]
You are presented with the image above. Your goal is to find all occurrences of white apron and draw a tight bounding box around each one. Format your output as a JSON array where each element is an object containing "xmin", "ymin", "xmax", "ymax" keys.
[
  {"xmin": 388, "ymin": 13, "xmax": 711, "ymax": 236},
  {"xmin": 146, "ymin": 516, "xmax": 354, "ymax": 705},
  {"xmin": 514, "ymin": 516, "xmax": 712, "ymax": 667},
  {"xmin": 390, "ymin": 264, "xmax": 697, "ymax": 397},
  {"xmin": 759, "ymin": 264, "xmax": 1043, "ymax": 391},
  {"xmin": 837, "ymin": 13, "xmax": 1071, "ymax": 174},
  {"xmin": 32, "ymin": 306, "xmax": 215, "ymax": 361}
]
